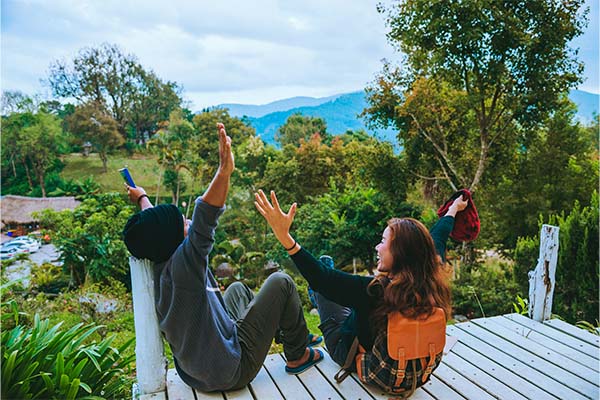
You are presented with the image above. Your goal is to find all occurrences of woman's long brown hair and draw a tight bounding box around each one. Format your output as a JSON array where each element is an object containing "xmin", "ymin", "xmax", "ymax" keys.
[{"xmin": 368, "ymin": 218, "xmax": 451, "ymax": 331}]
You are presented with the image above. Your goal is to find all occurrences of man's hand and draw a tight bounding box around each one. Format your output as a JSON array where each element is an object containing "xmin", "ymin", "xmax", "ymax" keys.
[
  {"xmin": 201, "ymin": 123, "xmax": 234, "ymax": 207},
  {"xmin": 217, "ymin": 123, "xmax": 234, "ymax": 176},
  {"xmin": 126, "ymin": 184, "xmax": 146, "ymax": 204},
  {"xmin": 125, "ymin": 184, "xmax": 152, "ymax": 209}
]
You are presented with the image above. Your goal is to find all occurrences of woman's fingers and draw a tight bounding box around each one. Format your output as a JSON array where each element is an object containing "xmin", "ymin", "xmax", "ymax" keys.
[
  {"xmin": 254, "ymin": 201, "xmax": 266, "ymax": 216},
  {"xmin": 255, "ymin": 191, "xmax": 273, "ymax": 215},
  {"xmin": 270, "ymin": 191, "xmax": 281, "ymax": 212},
  {"xmin": 255, "ymin": 189, "xmax": 296, "ymax": 220},
  {"xmin": 289, "ymin": 202, "xmax": 297, "ymax": 218},
  {"xmin": 258, "ymin": 189, "xmax": 274, "ymax": 210}
]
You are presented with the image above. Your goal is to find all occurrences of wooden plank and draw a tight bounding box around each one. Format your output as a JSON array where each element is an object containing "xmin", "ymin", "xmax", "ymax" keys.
[
  {"xmin": 248, "ymin": 366, "xmax": 284, "ymax": 400},
  {"xmin": 448, "ymin": 325, "xmax": 584, "ymax": 400},
  {"xmin": 353, "ymin": 383, "xmax": 435, "ymax": 400},
  {"xmin": 409, "ymin": 389, "xmax": 436, "ymax": 400},
  {"xmin": 222, "ymin": 386, "xmax": 253, "ymax": 400},
  {"xmin": 450, "ymin": 339, "xmax": 556, "ymax": 399},
  {"xmin": 166, "ymin": 369, "xmax": 201, "ymax": 400},
  {"xmin": 432, "ymin": 363, "xmax": 496, "ymax": 400},
  {"xmin": 282, "ymin": 352, "xmax": 344, "ymax": 400},
  {"xmin": 263, "ymin": 353, "xmax": 312, "ymax": 399},
  {"xmin": 315, "ymin": 351, "xmax": 375, "ymax": 400},
  {"xmin": 421, "ymin": 375, "xmax": 466, "ymax": 400},
  {"xmin": 193, "ymin": 389, "xmax": 225, "ymax": 400},
  {"xmin": 456, "ymin": 320, "xmax": 596, "ymax": 399},
  {"xmin": 473, "ymin": 318, "xmax": 598, "ymax": 386},
  {"xmin": 349, "ymin": 376, "xmax": 390, "ymax": 400},
  {"xmin": 544, "ymin": 318, "xmax": 600, "ymax": 347},
  {"xmin": 505, "ymin": 314, "xmax": 599, "ymax": 360},
  {"xmin": 139, "ymin": 392, "xmax": 167, "ymax": 400},
  {"xmin": 495, "ymin": 315, "xmax": 598, "ymax": 371},
  {"xmin": 442, "ymin": 352, "xmax": 527, "ymax": 400}
]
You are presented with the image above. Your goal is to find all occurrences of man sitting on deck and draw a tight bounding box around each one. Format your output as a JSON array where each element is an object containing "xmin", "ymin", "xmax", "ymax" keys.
[{"xmin": 122, "ymin": 123, "xmax": 323, "ymax": 392}]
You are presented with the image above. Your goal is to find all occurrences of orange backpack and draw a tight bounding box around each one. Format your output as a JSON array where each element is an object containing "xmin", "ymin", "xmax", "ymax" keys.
[{"xmin": 335, "ymin": 307, "xmax": 446, "ymax": 397}]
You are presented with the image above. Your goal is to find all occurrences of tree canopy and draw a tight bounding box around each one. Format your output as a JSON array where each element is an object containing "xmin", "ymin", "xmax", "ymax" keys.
[
  {"xmin": 47, "ymin": 43, "xmax": 182, "ymax": 143},
  {"xmin": 365, "ymin": 0, "xmax": 588, "ymax": 192}
]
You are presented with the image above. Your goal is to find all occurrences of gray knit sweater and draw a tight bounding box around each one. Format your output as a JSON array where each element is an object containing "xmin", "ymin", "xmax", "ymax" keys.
[{"xmin": 153, "ymin": 198, "xmax": 241, "ymax": 391}]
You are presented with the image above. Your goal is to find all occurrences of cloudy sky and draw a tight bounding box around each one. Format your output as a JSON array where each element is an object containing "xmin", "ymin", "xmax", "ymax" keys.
[{"xmin": 1, "ymin": 0, "xmax": 598, "ymax": 111}]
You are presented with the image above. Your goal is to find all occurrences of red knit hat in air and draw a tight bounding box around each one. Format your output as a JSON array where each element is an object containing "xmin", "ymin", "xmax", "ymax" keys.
[{"xmin": 437, "ymin": 189, "xmax": 480, "ymax": 242}]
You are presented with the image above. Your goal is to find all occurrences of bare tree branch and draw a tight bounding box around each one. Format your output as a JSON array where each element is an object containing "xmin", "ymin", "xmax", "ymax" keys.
[{"xmin": 409, "ymin": 112, "xmax": 464, "ymax": 185}]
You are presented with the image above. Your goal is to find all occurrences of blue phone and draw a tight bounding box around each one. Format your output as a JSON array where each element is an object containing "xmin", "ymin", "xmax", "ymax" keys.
[{"xmin": 119, "ymin": 167, "xmax": 136, "ymax": 187}]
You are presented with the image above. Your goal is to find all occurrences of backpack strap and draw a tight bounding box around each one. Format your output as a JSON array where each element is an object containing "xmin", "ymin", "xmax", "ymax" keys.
[
  {"xmin": 394, "ymin": 347, "xmax": 407, "ymax": 387},
  {"xmin": 334, "ymin": 337, "xmax": 360, "ymax": 383},
  {"xmin": 421, "ymin": 343, "xmax": 437, "ymax": 383}
]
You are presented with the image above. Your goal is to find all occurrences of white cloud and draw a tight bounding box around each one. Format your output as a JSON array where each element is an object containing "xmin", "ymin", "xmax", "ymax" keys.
[{"xmin": 2, "ymin": 0, "xmax": 597, "ymax": 112}]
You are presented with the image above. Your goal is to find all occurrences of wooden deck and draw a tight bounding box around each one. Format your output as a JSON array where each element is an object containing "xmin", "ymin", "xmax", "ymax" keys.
[{"xmin": 165, "ymin": 313, "xmax": 599, "ymax": 400}]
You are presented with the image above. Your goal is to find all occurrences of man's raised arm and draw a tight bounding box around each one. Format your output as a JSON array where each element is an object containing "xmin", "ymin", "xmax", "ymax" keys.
[{"xmin": 201, "ymin": 123, "xmax": 235, "ymax": 207}]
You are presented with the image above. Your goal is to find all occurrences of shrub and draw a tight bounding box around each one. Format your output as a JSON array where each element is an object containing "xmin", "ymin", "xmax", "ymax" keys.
[
  {"xmin": 1, "ymin": 314, "xmax": 134, "ymax": 399},
  {"xmin": 451, "ymin": 263, "xmax": 520, "ymax": 319},
  {"xmin": 513, "ymin": 236, "xmax": 539, "ymax": 296},
  {"xmin": 30, "ymin": 262, "xmax": 70, "ymax": 294},
  {"xmin": 512, "ymin": 192, "xmax": 599, "ymax": 324},
  {"xmin": 35, "ymin": 193, "xmax": 134, "ymax": 288}
]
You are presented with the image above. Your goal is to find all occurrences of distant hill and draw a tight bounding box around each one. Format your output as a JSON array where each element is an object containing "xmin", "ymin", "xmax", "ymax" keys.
[
  {"xmin": 211, "ymin": 91, "xmax": 397, "ymax": 145},
  {"xmin": 214, "ymin": 94, "xmax": 343, "ymax": 118},
  {"xmin": 569, "ymin": 90, "xmax": 599, "ymax": 124},
  {"xmin": 207, "ymin": 89, "xmax": 598, "ymax": 146}
]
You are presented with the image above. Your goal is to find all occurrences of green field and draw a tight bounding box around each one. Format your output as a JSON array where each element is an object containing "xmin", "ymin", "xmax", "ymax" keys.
[{"xmin": 62, "ymin": 152, "xmax": 161, "ymax": 193}]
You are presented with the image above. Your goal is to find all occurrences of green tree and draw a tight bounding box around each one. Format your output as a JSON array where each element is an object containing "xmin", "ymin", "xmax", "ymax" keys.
[
  {"xmin": 129, "ymin": 66, "xmax": 182, "ymax": 143},
  {"xmin": 1, "ymin": 90, "xmax": 38, "ymax": 115},
  {"xmin": 19, "ymin": 112, "xmax": 66, "ymax": 197},
  {"xmin": 365, "ymin": 0, "xmax": 588, "ymax": 192},
  {"xmin": 262, "ymin": 134, "xmax": 341, "ymax": 205},
  {"xmin": 147, "ymin": 109, "xmax": 195, "ymax": 205},
  {"xmin": 1, "ymin": 111, "xmax": 38, "ymax": 192},
  {"xmin": 47, "ymin": 43, "xmax": 181, "ymax": 142},
  {"xmin": 35, "ymin": 194, "xmax": 133, "ymax": 287},
  {"xmin": 482, "ymin": 98, "xmax": 598, "ymax": 248},
  {"xmin": 191, "ymin": 108, "xmax": 256, "ymax": 180},
  {"xmin": 294, "ymin": 184, "xmax": 417, "ymax": 273},
  {"xmin": 65, "ymin": 102, "xmax": 124, "ymax": 173},
  {"xmin": 275, "ymin": 113, "xmax": 330, "ymax": 147}
]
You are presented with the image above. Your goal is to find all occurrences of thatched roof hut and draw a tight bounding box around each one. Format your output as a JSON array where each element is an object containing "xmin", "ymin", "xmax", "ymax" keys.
[{"xmin": 1, "ymin": 195, "xmax": 81, "ymax": 225}]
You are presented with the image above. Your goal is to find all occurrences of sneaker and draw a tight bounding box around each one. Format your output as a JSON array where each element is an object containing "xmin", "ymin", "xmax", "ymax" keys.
[{"xmin": 319, "ymin": 255, "xmax": 335, "ymax": 269}]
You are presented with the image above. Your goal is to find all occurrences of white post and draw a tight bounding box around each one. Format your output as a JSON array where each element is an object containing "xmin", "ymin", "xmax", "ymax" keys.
[
  {"xmin": 528, "ymin": 225, "xmax": 559, "ymax": 322},
  {"xmin": 130, "ymin": 257, "xmax": 167, "ymax": 398}
]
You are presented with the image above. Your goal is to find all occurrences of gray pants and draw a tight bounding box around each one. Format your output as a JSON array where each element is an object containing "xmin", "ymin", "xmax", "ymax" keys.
[{"xmin": 224, "ymin": 272, "xmax": 309, "ymax": 389}]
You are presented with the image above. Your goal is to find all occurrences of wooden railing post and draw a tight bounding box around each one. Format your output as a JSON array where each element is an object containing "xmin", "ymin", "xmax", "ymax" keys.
[
  {"xmin": 528, "ymin": 224, "xmax": 559, "ymax": 322},
  {"xmin": 130, "ymin": 257, "xmax": 167, "ymax": 399}
]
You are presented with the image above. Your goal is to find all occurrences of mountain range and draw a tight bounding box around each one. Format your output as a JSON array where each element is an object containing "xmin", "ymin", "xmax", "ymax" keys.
[{"xmin": 209, "ymin": 89, "xmax": 598, "ymax": 146}]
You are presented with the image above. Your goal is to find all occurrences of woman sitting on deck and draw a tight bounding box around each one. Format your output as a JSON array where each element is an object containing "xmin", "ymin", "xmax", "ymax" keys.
[{"xmin": 254, "ymin": 189, "xmax": 468, "ymax": 395}]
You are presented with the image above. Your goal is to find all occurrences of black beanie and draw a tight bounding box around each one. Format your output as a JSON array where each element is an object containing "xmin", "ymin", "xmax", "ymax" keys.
[{"xmin": 123, "ymin": 204, "xmax": 184, "ymax": 262}]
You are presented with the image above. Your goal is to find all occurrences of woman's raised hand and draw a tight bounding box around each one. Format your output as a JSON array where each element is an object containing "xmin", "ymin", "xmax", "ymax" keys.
[
  {"xmin": 446, "ymin": 194, "xmax": 469, "ymax": 217},
  {"xmin": 254, "ymin": 190, "xmax": 297, "ymax": 249}
]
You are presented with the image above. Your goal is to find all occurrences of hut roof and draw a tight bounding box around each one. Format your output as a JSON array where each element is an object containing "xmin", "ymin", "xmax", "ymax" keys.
[{"xmin": 1, "ymin": 195, "xmax": 81, "ymax": 225}]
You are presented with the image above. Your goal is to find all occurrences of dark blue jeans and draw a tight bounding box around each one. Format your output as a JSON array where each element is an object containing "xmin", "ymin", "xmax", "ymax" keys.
[{"xmin": 314, "ymin": 292, "xmax": 352, "ymax": 367}]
